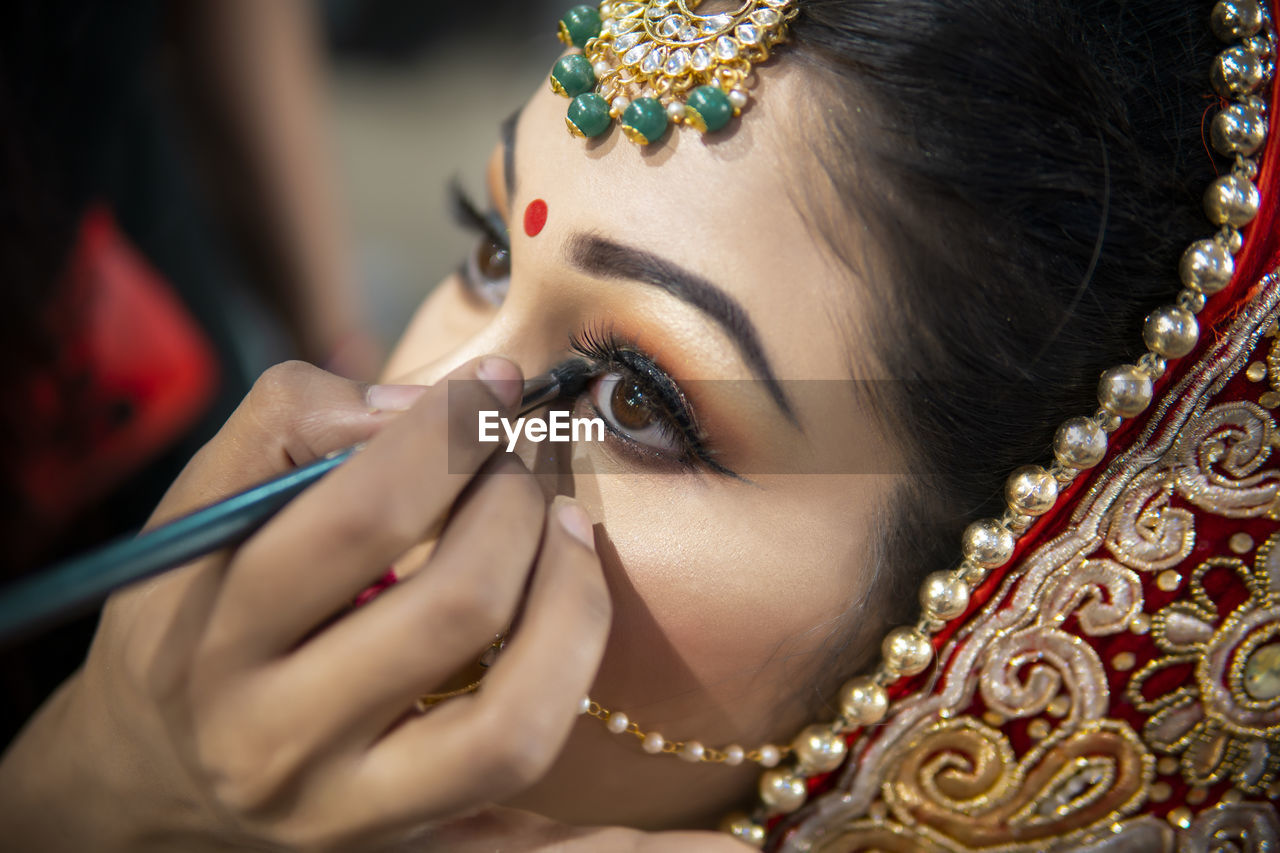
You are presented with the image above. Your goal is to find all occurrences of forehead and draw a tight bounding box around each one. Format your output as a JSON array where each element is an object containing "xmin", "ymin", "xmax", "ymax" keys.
[{"xmin": 515, "ymin": 63, "xmax": 860, "ymax": 380}]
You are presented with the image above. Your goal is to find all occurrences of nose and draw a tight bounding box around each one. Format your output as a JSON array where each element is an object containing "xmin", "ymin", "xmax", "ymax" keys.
[{"xmin": 386, "ymin": 331, "xmax": 582, "ymax": 499}]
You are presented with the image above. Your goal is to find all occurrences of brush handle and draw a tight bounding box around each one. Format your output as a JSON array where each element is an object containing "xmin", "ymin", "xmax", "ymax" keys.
[
  {"xmin": 0, "ymin": 447, "xmax": 356, "ymax": 646},
  {"xmin": 0, "ymin": 362, "xmax": 595, "ymax": 647}
]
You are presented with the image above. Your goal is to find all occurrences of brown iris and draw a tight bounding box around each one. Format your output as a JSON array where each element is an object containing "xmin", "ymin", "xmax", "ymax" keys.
[
  {"xmin": 473, "ymin": 237, "xmax": 509, "ymax": 280},
  {"xmin": 611, "ymin": 378, "xmax": 658, "ymax": 431}
]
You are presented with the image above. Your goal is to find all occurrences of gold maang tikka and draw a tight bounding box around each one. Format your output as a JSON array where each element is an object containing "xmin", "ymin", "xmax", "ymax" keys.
[{"xmin": 550, "ymin": 0, "xmax": 799, "ymax": 144}]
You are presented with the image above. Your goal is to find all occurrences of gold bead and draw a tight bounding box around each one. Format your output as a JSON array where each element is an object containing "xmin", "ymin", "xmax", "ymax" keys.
[
  {"xmin": 1230, "ymin": 531, "xmax": 1256, "ymax": 553},
  {"xmin": 1054, "ymin": 416, "xmax": 1107, "ymax": 469},
  {"xmin": 920, "ymin": 570, "xmax": 970, "ymax": 620},
  {"xmin": 839, "ymin": 676, "xmax": 889, "ymax": 726},
  {"xmin": 792, "ymin": 724, "xmax": 848, "ymax": 774},
  {"xmin": 962, "ymin": 518, "xmax": 1016, "ymax": 568},
  {"xmin": 1097, "ymin": 365, "xmax": 1153, "ymax": 418},
  {"xmin": 1004, "ymin": 465, "xmax": 1059, "ymax": 516},
  {"xmin": 1177, "ymin": 288, "xmax": 1209, "ymax": 314},
  {"xmin": 1167, "ymin": 806, "xmax": 1193, "ymax": 830},
  {"xmin": 960, "ymin": 560, "xmax": 988, "ymax": 585},
  {"xmin": 1235, "ymin": 156, "xmax": 1260, "ymax": 181},
  {"xmin": 1212, "ymin": 102, "xmax": 1268, "ymax": 156},
  {"xmin": 1000, "ymin": 508, "xmax": 1034, "ymax": 534},
  {"xmin": 1225, "ymin": 226, "xmax": 1245, "ymax": 253},
  {"xmin": 882, "ymin": 626, "xmax": 933, "ymax": 677},
  {"xmin": 1137, "ymin": 352, "xmax": 1167, "ymax": 379},
  {"xmin": 1211, "ymin": 0, "xmax": 1264, "ymax": 41},
  {"xmin": 759, "ymin": 768, "xmax": 807, "ymax": 813},
  {"xmin": 720, "ymin": 813, "xmax": 766, "ymax": 848},
  {"xmin": 1182, "ymin": 235, "xmax": 1233, "ymax": 292},
  {"xmin": 1143, "ymin": 306, "xmax": 1200, "ymax": 358},
  {"xmin": 1204, "ymin": 172, "xmax": 1261, "ymax": 227},
  {"xmin": 1245, "ymin": 32, "xmax": 1274, "ymax": 61},
  {"xmin": 1179, "ymin": 238, "xmax": 1235, "ymax": 293},
  {"xmin": 1211, "ymin": 45, "xmax": 1265, "ymax": 98}
]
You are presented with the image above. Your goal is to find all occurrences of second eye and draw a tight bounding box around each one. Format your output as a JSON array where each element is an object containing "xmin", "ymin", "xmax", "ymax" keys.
[{"xmin": 462, "ymin": 235, "xmax": 510, "ymax": 307}]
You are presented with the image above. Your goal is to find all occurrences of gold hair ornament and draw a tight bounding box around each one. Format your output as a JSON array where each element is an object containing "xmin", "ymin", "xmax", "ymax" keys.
[{"xmin": 550, "ymin": 0, "xmax": 799, "ymax": 145}]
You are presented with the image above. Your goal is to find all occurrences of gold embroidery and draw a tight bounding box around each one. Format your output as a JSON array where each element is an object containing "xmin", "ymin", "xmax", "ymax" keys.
[
  {"xmin": 1127, "ymin": 539, "xmax": 1280, "ymax": 794},
  {"xmin": 788, "ymin": 293, "xmax": 1280, "ymax": 852},
  {"xmin": 878, "ymin": 718, "xmax": 1152, "ymax": 850},
  {"xmin": 1266, "ymin": 332, "xmax": 1280, "ymax": 392}
]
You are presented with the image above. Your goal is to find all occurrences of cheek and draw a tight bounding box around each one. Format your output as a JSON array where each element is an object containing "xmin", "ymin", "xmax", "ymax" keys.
[
  {"xmin": 573, "ymin": 471, "xmax": 870, "ymax": 736},
  {"xmin": 380, "ymin": 278, "xmax": 496, "ymax": 383}
]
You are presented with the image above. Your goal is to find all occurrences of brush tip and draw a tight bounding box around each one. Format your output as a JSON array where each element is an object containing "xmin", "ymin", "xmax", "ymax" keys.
[{"xmin": 551, "ymin": 358, "xmax": 597, "ymax": 396}]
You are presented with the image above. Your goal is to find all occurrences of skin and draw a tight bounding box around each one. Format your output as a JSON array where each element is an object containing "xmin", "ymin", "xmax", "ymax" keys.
[
  {"xmin": 0, "ymin": 58, "xmax": 902, "ymax": 851},
  {"xmin": 383, "ymin": 62, "xmax": 900, "ymax": 829}
]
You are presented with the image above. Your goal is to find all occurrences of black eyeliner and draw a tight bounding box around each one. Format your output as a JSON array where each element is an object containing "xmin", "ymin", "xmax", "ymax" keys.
[{"xmin": 569, "ymin": 327, "xmax": 740, "ymax": 478}]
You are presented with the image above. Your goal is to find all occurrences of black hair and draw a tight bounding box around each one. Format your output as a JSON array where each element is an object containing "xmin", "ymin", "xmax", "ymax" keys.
[{"xmin": 786, "ymin": 0, "xmax": 1220, "ymax": 683}]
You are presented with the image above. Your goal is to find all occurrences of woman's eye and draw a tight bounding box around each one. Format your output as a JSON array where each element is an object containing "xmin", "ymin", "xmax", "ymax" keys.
[
  {"xmin": 461, "ymin": 235, "xmax": 510, "ymax": 307},
  {"xmin": 590, "ymin": 372, "xmax": 683, "ymax": 454}
]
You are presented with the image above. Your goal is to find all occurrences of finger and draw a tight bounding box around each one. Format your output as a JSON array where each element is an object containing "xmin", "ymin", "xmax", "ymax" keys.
[
  {"xmin": 344, "ymin": 507, "xmax": 602, "ymax": 824},
  {"xmin": 99, "ymin": 364, "xmax": 422, "ymax": 673},
  {"xmin": 208, "ymin": 356, "xmax": 524, "ymax": 658},
  {"xmin": 266, "ymin": 454, "xmax": 546, "ymax": 747},
  {"xmin": 150, "ymin": 360, "xmax": 423, "ymax": 526},
  {"xmin": 353, "ymin": 498, "xmax": 610, "ymax": 821}
]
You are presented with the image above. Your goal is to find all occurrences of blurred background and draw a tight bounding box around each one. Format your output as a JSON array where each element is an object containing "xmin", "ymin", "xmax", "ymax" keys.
[
  {"xmin": 322, "ymin": 0, "xmax": 563, "ymax": 348},
  {"xmin": 0, "ymin": 0, "xmax": 566, "ymax": 744}
]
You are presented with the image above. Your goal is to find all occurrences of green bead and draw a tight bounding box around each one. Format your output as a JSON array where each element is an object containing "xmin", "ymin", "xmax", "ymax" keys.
[
  {"xmin": 550, "ymin": 54, "xmax": 596, "ymax": 97},
  {"xmin": 567, "ymin": 93, "xmax": 611, "ymax": 138},
  {"xmin": 620, "ymin": 98, "xmax": 669, "ymax": 145},
  {"xmin": 558, "ymin": 5, "xmax": 602, "ymax": 48},
  {"xmin": 684, "ymin": 85, "xmax": 734, "ymax": 134}
]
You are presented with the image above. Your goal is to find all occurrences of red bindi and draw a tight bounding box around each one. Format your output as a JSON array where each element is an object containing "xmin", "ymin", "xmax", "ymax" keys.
[{"xmin": 523, "ymin": 199, "xmax": 548, "ymax": 237}]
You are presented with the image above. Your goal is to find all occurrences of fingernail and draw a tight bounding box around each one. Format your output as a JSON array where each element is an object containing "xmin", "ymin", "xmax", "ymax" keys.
[
  {"xmin": 476, "ymin": 356, "xmax": 523, "ymax": 409},
  {"xmin": 367, "ymin": 384, "xmax": 428, "ymax": 412},
  {"xmin": 558, "ymin": 501, "xmax": 596, "ymax": 550}
]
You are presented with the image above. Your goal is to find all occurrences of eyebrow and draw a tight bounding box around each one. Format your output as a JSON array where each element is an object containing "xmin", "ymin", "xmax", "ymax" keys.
[
  {"xmin": 500, "ymin": 109, "xmax": 519, "ymax": 208},
  {"xmin": 567, "ymin": 233, "xmax": 798, "ymax": 424}
]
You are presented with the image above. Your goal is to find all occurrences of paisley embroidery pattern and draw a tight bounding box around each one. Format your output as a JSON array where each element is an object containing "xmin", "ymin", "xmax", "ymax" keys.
[
  {"xmin": 1128, "ymin": 540, "xmax": 1280, "ymax": 793},
  {"xmin": 783, "ymin": 280, "xmax": 1280, "ymax": 852}
]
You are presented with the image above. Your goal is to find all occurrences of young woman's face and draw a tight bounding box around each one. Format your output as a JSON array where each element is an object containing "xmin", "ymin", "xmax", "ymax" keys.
[{"xmin": 382, "ymin": 63, "xmax": 901, "ymax": 828}]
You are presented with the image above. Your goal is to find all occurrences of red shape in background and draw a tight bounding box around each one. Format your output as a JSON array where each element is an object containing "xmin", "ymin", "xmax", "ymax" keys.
[
  {"xmin": 18, "ymin": 204, "xmax": 219, "ymax": 524},
  {"xmin": 523, "ymin": 199, "xmax": 548, "ymax": 237}
]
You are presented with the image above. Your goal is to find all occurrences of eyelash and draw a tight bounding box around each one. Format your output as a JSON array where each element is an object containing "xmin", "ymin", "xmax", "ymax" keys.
[
  {"xmin": 449, "ymin": 180, "xmax": 511, "ymax": 306},
  {"xmin": 569, "ymin": 326, "xmax": 736, "ymax": 477}
]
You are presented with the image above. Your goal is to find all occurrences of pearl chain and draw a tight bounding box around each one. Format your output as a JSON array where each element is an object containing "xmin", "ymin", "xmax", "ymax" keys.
[{"xmin": 578, "ymin": 696, "xmax": 793, "ymax": 767}]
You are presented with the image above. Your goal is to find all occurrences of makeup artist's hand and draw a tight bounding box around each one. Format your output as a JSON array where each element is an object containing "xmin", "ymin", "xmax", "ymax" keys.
[{"xmin": 0, "ymin": 357, "xmax": 611, "ymax": 853}]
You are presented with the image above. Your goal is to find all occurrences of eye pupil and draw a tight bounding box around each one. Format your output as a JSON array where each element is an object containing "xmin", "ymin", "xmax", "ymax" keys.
[
  {"xmin": 612, "ymin": 378, "xmax": 656, "ymax": 430},
  {"xmin": 475, "ymin": 239, "xmax": 510, "ymax": 280}
]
